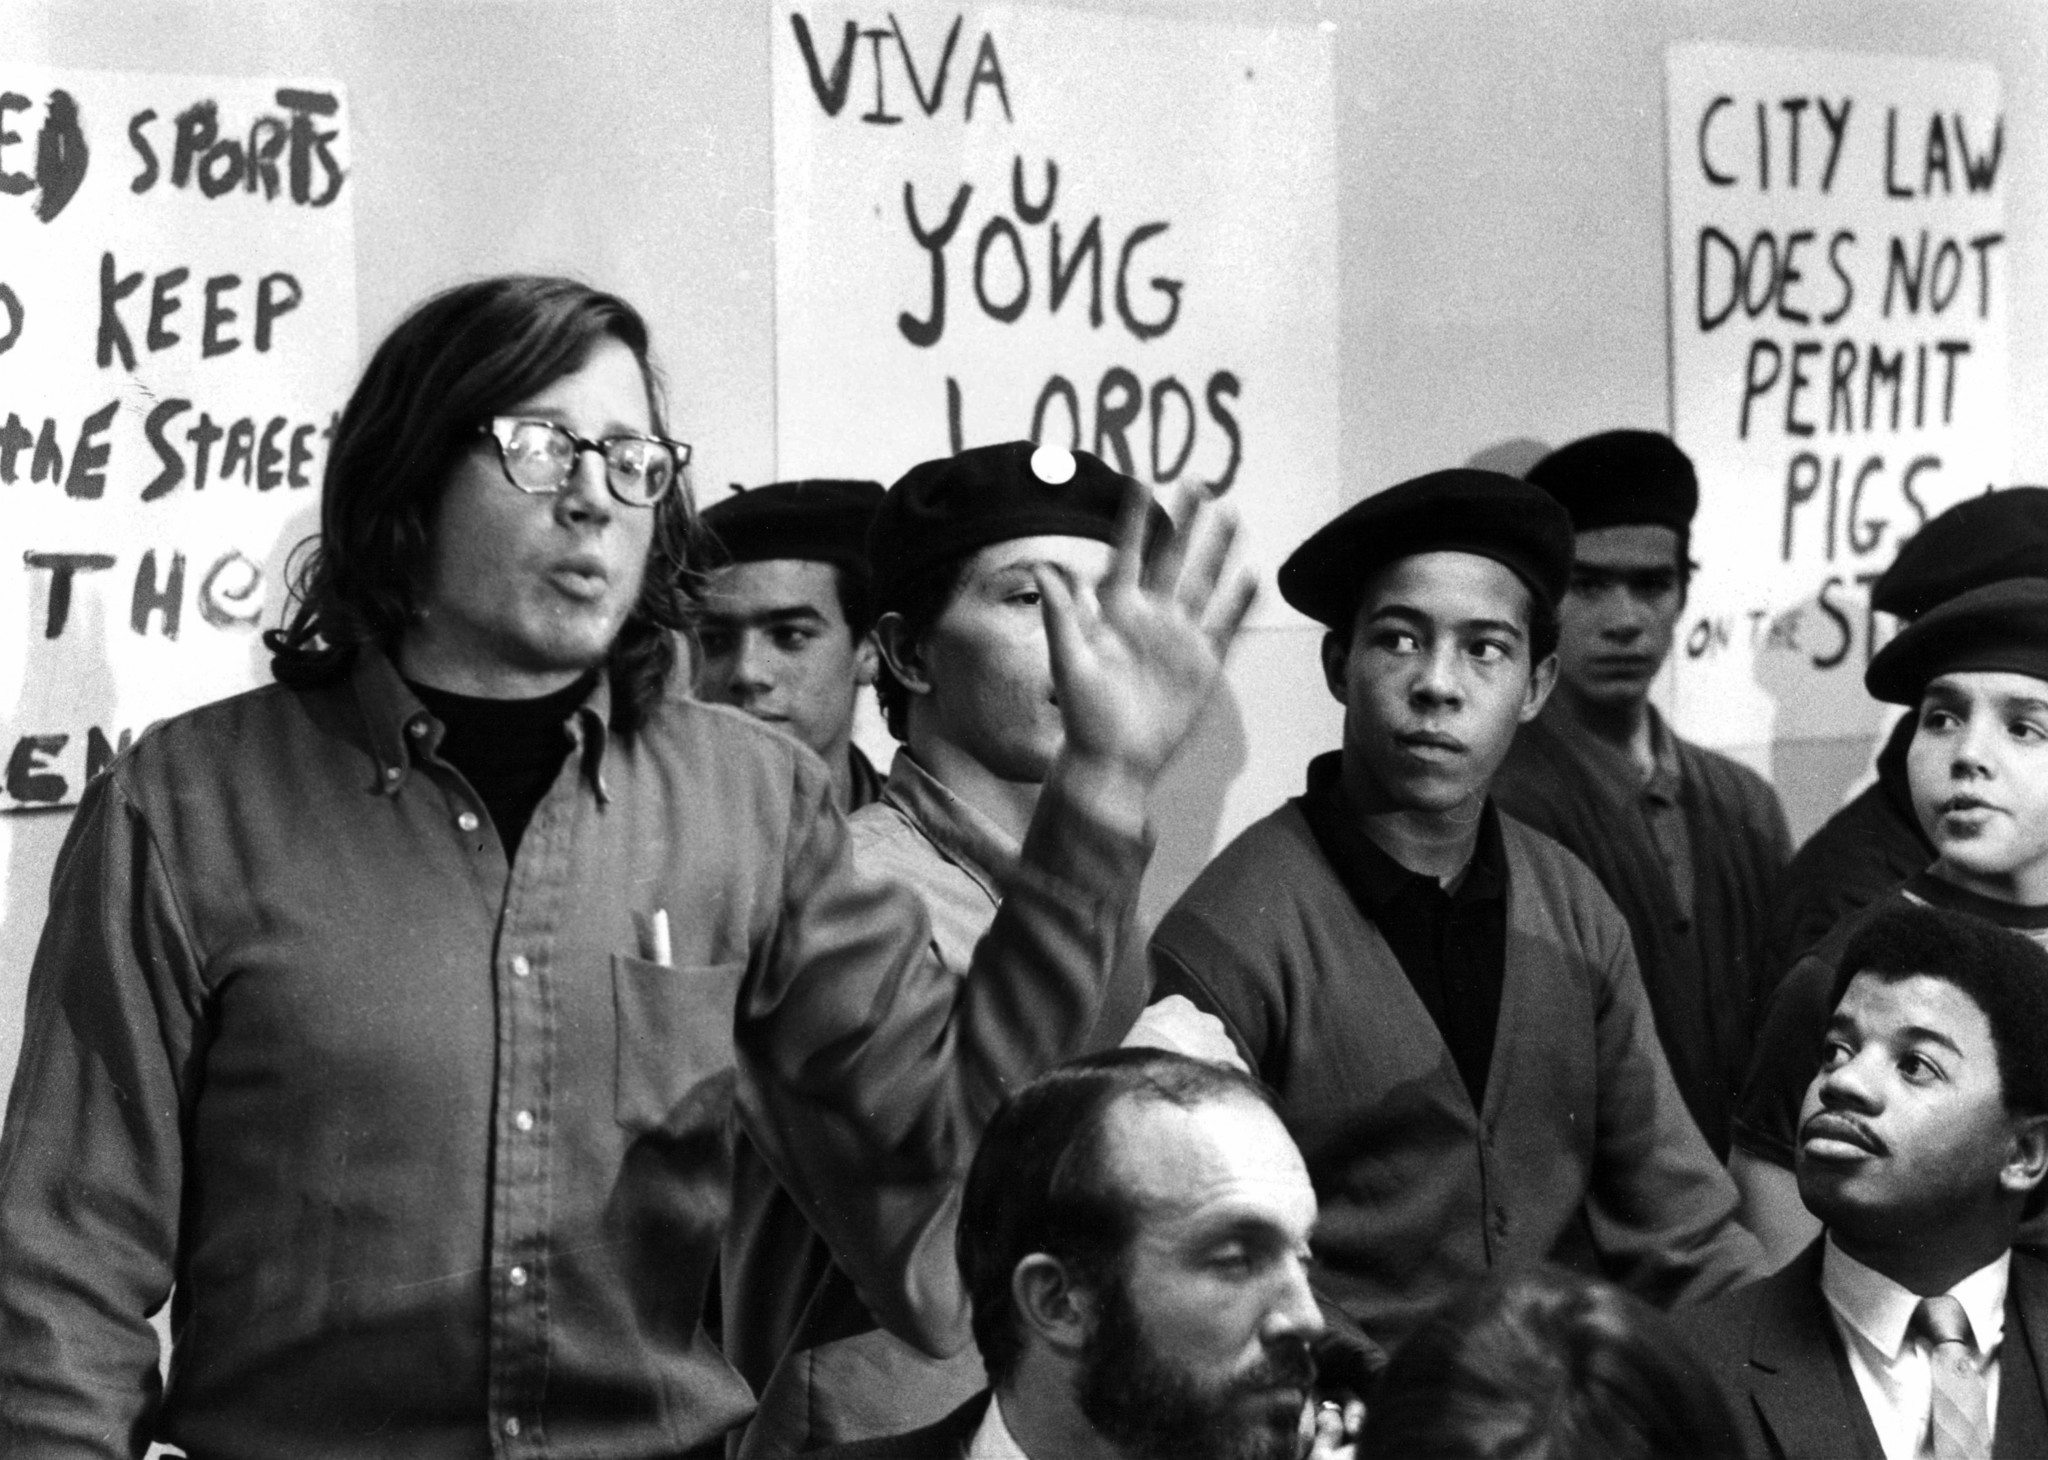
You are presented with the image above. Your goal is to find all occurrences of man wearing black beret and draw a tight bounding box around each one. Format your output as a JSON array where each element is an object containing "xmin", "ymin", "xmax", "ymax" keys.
[
  {"xmin": 1492, "ymin": 429, "xmax": 1793, "ymax": 1160},
  {"xmin": 1758, "ymin": 487, "xmax": 2048, "ymax": 994},
  {"xmin": 1736, "ymin": 575, "xmax": 2048, "ymax": 1269},
  {"xmin": 1147, "ymin": 468, "xmax": 1763, "ymax": 1355},
  {"xmin": 726, "ymin": 441, "xmax": 1254, "ymax": 1460},
  {"xmin": 695, "ymin": 479, "xmax": 889, "ymax": 811}
]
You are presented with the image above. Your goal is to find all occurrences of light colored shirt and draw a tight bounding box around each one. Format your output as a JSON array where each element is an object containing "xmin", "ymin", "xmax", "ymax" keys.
[
  {"xmin": 1821, "ymin": 1237, "xmax": 2007, "ymax": 1460},
  {"xmin": 967, "ymin": 1395, "xmax": 1034, "ymax": 1460}
]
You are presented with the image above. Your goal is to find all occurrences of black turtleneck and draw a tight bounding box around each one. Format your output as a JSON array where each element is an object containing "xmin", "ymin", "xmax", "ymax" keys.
[{"xmin": 405, "ymin": 672, "xmax": 597, "ymax": 857}]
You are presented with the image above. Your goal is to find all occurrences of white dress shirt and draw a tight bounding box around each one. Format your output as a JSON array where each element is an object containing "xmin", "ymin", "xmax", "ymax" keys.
[
  {"xmin": 1821, "ymin": 1237, "xmax": 2008, "ymax": 1460},
  {"xmin": 967, "ymin": 1394, "xmax": 1034, "ymax": 1460}
]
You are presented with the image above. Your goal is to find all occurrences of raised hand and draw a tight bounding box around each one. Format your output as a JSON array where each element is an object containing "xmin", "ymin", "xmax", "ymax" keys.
[{"xmin": 1035, "ymin": 477, "xmax": 1255, "ymax": 825}]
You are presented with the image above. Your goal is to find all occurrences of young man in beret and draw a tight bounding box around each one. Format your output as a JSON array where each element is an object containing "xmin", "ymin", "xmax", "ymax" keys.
[
  {"xmin": 1736, "ymin": 577, "xmax": 2048, "ymax": 1268},
  {"xmin": 1493, "ymin": 429, "xmax": 1792, "ymax": 1158},
  {"xmin": 1759, "ymin": 487, "xmax": 2048, "ymax": 987},
  {"xmin": 1147, "ymin": 469, "xmax": 1763, "ymax": 1354},
  {"xmin": 727, "ymin": 441, "xmax": 1255, "ymax": 1460},
  {"xmin": 695, "ymin": 478, "xmax": 888, "ymax": 811},
  {"xmin": 1679, "ymin": 904, "xmax": 2048, "ymax": 1460}
]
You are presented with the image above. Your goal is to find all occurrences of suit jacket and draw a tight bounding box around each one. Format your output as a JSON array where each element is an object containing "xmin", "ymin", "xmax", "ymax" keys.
[
  {"xmin": 805, "ymin": 1392, "xmax": 990, "ymax": 1460},
  {"xmin": 1675, "ymin": 1242, "xmax": 2048, "ymax": 1459}
]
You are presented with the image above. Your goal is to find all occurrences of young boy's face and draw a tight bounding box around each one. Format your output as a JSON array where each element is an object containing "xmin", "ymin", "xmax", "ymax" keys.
[
  {"xmin": 1323, "ymin": 551, "xmax": 1555, "ymax": 818},
  {"xmin": 1911, "ymin": 669, "xmax": 2048, "ymax": 902}
]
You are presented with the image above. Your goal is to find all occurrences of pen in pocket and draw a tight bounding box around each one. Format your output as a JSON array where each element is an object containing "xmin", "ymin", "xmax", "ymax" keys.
[{"xmin": 634, "ymin": 908, "xmax": 673, "ymax": 968}]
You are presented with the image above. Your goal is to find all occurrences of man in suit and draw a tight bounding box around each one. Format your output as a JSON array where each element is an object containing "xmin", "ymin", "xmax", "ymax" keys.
[
  {"xmin": 1678, "ymin": 902, "xmax": 2048, "ymax": 1460},
  {"xmin": 811, "ymin": 1048, "xmax": 1360, "ymax": 1460}
]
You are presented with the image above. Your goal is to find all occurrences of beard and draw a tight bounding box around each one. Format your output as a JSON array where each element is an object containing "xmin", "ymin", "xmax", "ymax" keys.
[{"xmin": 1073, "ymin": 1274, "xmax": 1316, "ymax": 1460}]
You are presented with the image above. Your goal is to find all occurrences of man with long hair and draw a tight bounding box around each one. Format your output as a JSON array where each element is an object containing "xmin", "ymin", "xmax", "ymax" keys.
[{"xmin": 0, "ymin": 275, "xmax": 1250, "ymax": 1458}]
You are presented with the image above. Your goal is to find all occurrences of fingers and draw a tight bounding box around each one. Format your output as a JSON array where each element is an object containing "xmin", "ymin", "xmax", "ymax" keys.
[
  {"xmin": 1307, "ymin": 1397, "xmax": 1366, "ymax": 1459},
  {"xmin": 1034, "ymin": 564, "xmax": 1094, "ymax": 687},
  {"xmin": 1139, "ymin": 479, "xmax": 1200, "ymax": 597},
  {"xmin": 1170, "ymin": 485, "xmax": 1238, "ymax": 616},
  {"xmin": 1104, "ymin": 475, "xmax": 1151, "ymax": 597},
  {"xmin": 1203, "ymin": 571, "xmax": 1259, "ymax": 659}
]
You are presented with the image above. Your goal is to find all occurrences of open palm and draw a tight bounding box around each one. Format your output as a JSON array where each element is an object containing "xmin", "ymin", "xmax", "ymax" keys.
[{"xmin": 1037, "ymin": 480, "xmax": 1256, "ymax": 784}]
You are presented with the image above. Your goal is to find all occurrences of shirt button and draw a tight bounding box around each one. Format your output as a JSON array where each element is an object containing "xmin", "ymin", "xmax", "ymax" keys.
[
  {"xmin": 382, "ymin": 765, "xmax": 401, "ymax": 784},
  {"xmin": 406, "ymin": 718, "xmax": 428, "ymax": 738},
  {"xmin": 509, "ymin": 1265, "xmax": 528, "ymax": 1287},
  {"xmin": 503, "ymin": 1416, "xmax": 521, "ymax": 1438},
  {"xmin": 456, "ymin": 811, "xmax": 479, "ymax": 832},
  {"xmin": 514, "ymin": 1109, "xmax": 535, "ymax": 1132},
  {"xmin": 511, "ymin": 955, "xmax": 532, "ymax": 979}
]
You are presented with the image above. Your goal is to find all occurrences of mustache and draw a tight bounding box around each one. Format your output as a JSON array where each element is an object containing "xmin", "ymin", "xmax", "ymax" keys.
[
  {"xmin": 1238, "ymin": 1335, "xmax": 1318, "ymax": 1396},
  {"xmin": 1801, "ymin": 1108, "xmax": 1886, "ymax": 1156}
]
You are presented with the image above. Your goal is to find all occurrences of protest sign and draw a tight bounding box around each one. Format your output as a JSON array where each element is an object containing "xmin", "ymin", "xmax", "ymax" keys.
[
  {"xmin": 1665, "ymin": 45, "xmax": 2009, "ymax": 752},
  {"xmin": 770, "ymin": 3, "xmax": 1337, "ymax": 619},
  {"xmin": 0, "ymin": 69, "xmax": 355, "ymax": 812}
]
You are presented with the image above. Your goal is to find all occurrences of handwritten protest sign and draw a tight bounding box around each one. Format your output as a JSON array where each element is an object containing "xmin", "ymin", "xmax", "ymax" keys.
[
  {"xmin": 0, "ymin": 69, "xmax": 355, "ymax": 812},
  {"xmin": 1665, "ymin": 45, "xmax": 2009, "ymax": 754},
  {"xmin": 770, "ymin": 4, "xmax": 1337, "ymax": 620}
]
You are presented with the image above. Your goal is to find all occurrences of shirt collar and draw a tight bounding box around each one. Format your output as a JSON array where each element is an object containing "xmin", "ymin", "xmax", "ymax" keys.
[
  {"xmin": 350, "ymin": 646, "xmax": 614, "ymax": 802},
  {"xmin": 1641, "ymin": 705, "xmax": 1682, "ymax": 806},
  {"xmin": 1297, "ymin": 750, "xmax": 1506, "ymax": 912},
  {"xmin": 1822, "ymin": 1235, "xmax": 2010, "ymax": 1360},
  {"xmin": 1543, "ymin": 699, "xmax": 1679, "ymax": 802},
  {"xmin": 878, "ymin": 748, "xmax": 1021, "ymax": 895},
  {"xmin": 966, "ymin": 1394, "xmax": 1034, "ymax": 1460}
]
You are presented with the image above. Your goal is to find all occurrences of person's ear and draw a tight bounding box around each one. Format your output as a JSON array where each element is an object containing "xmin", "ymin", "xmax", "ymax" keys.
[
  {"xmin": 1320, "ymin": 630, "xmax": 1350, "ymax": 708},
  {"xmin": 2001, "ymin": 1113, "xmax": 2048, "ymax": 1201},
  {"xmin": 852, "ymin": 632, "xmax": 880, "ymax": 688},
  {"xmin": 1520, "ymin": 649, "xmax": 1558, "ymax": 724},
  {"xmin": 874, "ymin": 613, "xmax": 932, "ymax": 697},
  {"xmin": 1012, "ymin": 1253, "xmax": 1097, "ymax": 1359}
]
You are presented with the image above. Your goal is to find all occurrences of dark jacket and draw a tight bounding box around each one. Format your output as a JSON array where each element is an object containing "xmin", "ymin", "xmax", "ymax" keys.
[
  {"xmin": 1494, "ymin": 703, "xmax": 1792, "ymax": 1156},
  {"xmin": 1150, "ymin": 778, "xmax": 1762, "ymax": 1350},
  {"xmin": 1757, "ymin": 715, "xmax": 1930, "ymax": 986},
  {"xmin": 1675, "ymin": 1243, "xmax": 2048, "ymax": 1460}
]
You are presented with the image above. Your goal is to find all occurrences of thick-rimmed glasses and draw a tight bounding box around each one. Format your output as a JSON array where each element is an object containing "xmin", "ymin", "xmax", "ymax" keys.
[{"xmin": 478, "ymin": 417, "xmax": 690, "ymax": 508}]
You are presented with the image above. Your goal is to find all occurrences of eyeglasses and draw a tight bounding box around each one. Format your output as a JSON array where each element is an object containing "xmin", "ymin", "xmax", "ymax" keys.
[{"xmin": 478, "ymin": 417, "xmax": 690, "ymax": 508}]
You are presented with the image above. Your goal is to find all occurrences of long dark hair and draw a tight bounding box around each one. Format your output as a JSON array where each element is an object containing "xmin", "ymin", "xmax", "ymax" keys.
[{"xmin": 264, "ymin": 275, "xmax": 700, "ymax": 730}]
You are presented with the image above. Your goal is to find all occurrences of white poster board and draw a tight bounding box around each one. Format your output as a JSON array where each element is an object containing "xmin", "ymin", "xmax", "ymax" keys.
[
  {"xmin": 1665, "ymin": 45, "xmax": 2009, "ymax": 756},
  {"xmin": 770, "ymin": 2, "xmax": 1338, "ymax": 619},
  {"xmin": 0, "ymin": 69, "xmax": 356, "ymax": 814}
]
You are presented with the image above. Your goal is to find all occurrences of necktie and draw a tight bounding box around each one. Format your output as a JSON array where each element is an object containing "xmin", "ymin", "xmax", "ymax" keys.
[{"xmin": 1912, "ymin": 1294, "xmax": 1992, "ymax": 1460}]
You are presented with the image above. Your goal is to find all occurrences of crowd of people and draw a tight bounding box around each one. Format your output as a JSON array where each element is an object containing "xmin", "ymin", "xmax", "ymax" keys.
[{"xmin": 3, "ymin": 272, "xmax": 2047, "ymax": 1460}]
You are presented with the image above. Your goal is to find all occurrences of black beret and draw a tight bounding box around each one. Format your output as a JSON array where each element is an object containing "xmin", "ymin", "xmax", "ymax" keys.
[
  {"xmin": 1872, "ymin": 486, "xmax": 2048, "ymax": 621},
  {"xmin": 1525, "ymin": 429, "xmax": 1699, "ymax": 535},
  {"xmin": 1278, "ymin": 468, "xmax": 1575, "ymax": 629},
  {"xmin": 868, "ymin": 441, "xmax": 1163, "ymax": 612},
  {"xmin": 700, "ymin": 479, "xmax": 886, "ymax": 575},
  {"xmin": 1865, "ymin": 577, "xmax": 2048, "ymax": 705}
]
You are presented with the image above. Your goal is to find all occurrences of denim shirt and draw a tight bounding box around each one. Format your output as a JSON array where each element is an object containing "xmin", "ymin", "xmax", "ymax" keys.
[{"xmin": 0, "ymin": 653, "xmax": 1145, "ymax": 1460}]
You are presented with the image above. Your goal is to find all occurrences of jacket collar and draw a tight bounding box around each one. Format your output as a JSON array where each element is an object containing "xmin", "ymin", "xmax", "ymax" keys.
[{"xmin": 877, "ymin": 750, "xmax": 1020, "ymax": 901}]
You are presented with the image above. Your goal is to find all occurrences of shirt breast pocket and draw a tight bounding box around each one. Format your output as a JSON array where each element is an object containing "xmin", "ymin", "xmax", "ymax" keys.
[{"xmin": 611, "ymin": 954, "xmax": 745, "ymax": 1135}]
